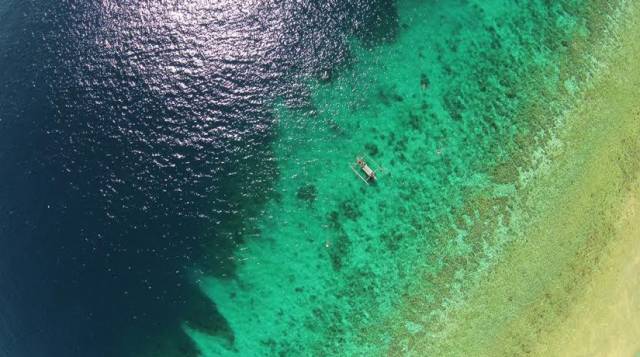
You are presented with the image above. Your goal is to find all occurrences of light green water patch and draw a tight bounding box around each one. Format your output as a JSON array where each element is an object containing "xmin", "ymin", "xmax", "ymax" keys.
[{"xmin": 184, "ymin": 0, "xmax": 621, "ymax": 355}]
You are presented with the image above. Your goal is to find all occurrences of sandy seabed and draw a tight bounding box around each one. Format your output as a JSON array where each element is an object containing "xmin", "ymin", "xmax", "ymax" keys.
[{"xmin": 393, "ymin": 2, "xmax": 640, "ymax": 354}]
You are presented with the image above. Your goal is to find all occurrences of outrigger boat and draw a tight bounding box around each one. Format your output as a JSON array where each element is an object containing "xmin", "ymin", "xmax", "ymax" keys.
[{"xmin": 350, "ymin": 155, "xmax": 384, "ymax": 184}]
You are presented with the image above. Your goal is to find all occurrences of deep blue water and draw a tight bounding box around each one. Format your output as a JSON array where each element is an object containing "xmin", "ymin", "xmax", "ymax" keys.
[{"xmin": 0, "ymin": 1, "xmax": 396, "ymax": 356}]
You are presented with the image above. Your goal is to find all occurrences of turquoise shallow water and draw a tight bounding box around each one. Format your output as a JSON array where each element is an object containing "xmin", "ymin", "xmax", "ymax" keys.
[{"xmin": 177, "ymin": 1, "xmax": 611, "ymax": 356}]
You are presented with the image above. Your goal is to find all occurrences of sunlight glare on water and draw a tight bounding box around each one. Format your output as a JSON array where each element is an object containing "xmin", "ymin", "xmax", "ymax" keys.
[{"xmin": 0, "ymin": 0, "xmax": 395, "ymax": 356}]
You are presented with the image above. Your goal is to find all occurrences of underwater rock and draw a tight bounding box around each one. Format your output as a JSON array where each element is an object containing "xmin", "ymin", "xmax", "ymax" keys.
[
  {"xmin": 339, "ymin": 200, "xmax": 361, "ymax": 220},
  {"xmin": 409, "ymin": 112, "xmax": 421, "ymax": 130},
  {"xmin": 319, "ymin": 68, "xmax": 332, "ymax": 83},
  {"xmin": 420, "ymin": 73, "xmax": 430, "ymax": 89},
  {"xmin": 296, "ymin": 184, "xmax": 317, "ymax": 202},
  {"xmin": 327, "ymin": 210, "xmax": 341, "ymax": 230},
  {"xmin": 329, "ymin": 233, "xmax": 350, "ymax": 271},
  {"xmin": 365, "ymin": 143, "xmax": 379, "ymax": 156},
  {"xmin": 378, "ymin": 88, "xmax": 404, "ymax": 106}
]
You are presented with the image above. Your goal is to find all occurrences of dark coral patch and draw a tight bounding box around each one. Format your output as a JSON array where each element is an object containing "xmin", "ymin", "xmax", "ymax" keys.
[
  {"xmin": 420, "ymin": 73, "xmax": 430, "ymax": 89},
  {"xmin": 327, "ymin": 210, "xmax": 341, "ymax": 230},
  {"xmin": 339, "ymin": 200, "xmax": 361, "ymax": 220},
  {"xmin": 365, "ymin": 143, "xmax": 379, "ymax": 156},
  {"xmin": 296, "ymin": 184, "xmax": 317, "ymax": 202},
  {"xmin": 408, "ymin": 112, "xmax": 421, "ymax": 130},
  {"xmin": 328, "ymin": 233, "xmax": 350, "ymax": 271}
]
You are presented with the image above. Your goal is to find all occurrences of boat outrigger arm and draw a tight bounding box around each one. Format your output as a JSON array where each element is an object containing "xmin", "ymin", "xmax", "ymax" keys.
[{"xmin": 350, "ymin": 154, "xmax": 384, "ymax": 184}]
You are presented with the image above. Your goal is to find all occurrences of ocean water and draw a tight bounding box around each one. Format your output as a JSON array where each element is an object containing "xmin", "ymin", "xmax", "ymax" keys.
[
  {"xmin": 0, "ymin": 1, "xmax": 395, "ymax": 356},
  {"xmin": 0, "ymin": 0, "xmax": 625, "ymax": 356}
]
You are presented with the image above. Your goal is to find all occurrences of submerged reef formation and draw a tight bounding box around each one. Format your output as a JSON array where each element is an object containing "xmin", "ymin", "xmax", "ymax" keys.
[{"xmin": 178, "ymin": 0, "xmax": 637, "ymax": 356}]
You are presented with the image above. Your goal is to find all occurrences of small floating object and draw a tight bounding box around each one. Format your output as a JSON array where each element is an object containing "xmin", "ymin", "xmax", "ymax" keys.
[{"xmin": 350, "ymin": 155, "xmax": 384, "ymax": 184}]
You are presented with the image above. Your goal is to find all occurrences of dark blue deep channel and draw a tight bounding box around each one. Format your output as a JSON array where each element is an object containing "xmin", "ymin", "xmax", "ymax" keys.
[{"xmin": 0, "ymin": 1, "xmax": 397, "ymax": 356}]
